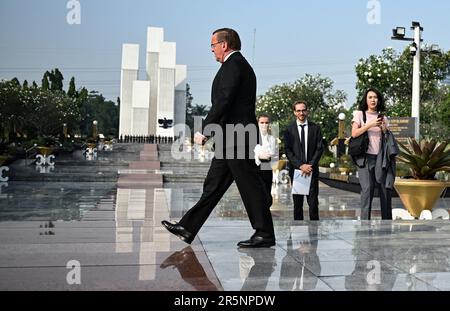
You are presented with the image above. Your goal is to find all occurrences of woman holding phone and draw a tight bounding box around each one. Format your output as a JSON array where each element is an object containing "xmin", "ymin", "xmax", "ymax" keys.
[{"xmin": 351, "ymin": 88, "xmax": 391, "ymax": 220}]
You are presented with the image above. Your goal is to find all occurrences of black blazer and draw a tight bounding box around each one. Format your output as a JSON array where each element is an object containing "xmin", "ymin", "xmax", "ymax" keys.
[
  {"xmin": 202, "ymin": 52, "xmax": 258, "ymax": 154},
  {"xmin": 284, "ymin": 120, "xmax": 324, "ymax": 178}
]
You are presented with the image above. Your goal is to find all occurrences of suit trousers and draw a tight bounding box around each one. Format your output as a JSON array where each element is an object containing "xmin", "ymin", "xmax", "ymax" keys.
[
  {"xmin": 179, "ymin": 157, "xmax": 275, "ymax": 239},
  {"xmin": 258, "ymin": 163, "xmax": 274, "ymax": 207},
  {"xmin": 292, "ymin": 176, "xmax": 320, "ymax": 221},
  {"xmin": 357, "ymin": 155, "xmax": 392, "ymax": 220}
]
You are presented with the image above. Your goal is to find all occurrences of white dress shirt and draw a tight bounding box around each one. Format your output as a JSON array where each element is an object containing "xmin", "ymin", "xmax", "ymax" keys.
[
  {"xmin": 224, "ymin": 50, "xmax": 239, "ymax": 62},
  {"xmin": 254, "ymin": 133, "xmax": 277, "ymax": 166}
]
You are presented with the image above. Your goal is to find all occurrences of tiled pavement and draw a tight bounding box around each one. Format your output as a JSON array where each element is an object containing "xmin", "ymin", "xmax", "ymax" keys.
[{"xmin": 0, "ymin": 144, "xmax": 449, "ymax": 291}]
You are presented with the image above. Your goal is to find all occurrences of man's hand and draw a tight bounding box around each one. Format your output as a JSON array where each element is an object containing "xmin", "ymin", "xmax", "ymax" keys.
[
  {"xmin": 194, "ymin": 132, "xmax": 207, "ymax": 145},
  {"xmin": 299, "ymin": 164, "xmax": 313, "ymax": 176}
]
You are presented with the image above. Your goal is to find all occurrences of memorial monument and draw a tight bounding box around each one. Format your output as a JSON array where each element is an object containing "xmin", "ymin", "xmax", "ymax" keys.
[{"xmin": 119, "ymin": 27, "xmax": 187, "ymax": 138}]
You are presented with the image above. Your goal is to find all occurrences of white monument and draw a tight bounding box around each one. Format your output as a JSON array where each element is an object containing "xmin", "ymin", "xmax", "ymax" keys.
[
  {"xmin": 119, "ymin": 27, "xmax": 187, "ymax": 138},
  {"xmin": 119, "ymin": 44, "xmax": 139, "ymax": 136}
]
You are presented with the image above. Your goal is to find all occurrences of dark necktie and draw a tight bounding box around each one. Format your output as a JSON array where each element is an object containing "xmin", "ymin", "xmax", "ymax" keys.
[{"xmin": 299, "ymin": 124, "xmax": 306, "ymax": 163}]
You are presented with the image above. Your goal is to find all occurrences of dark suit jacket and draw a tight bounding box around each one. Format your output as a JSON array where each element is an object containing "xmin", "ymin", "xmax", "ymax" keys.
[
  {"xmin": 284, "ymin": 120, "xmax": 324, "ymax": 179},
  {"xmin": 202, "ymin": 52, "xmax": 258, "ymax": 157}
]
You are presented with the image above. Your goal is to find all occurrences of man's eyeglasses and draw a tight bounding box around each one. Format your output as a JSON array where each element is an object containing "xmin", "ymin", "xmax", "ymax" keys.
[
  {"xmin": 295, "ymin": 109, "xmax": 308, "ymax": 113},
  {"xmin": 210, "ymin": 41, "xmax": 223, "ymax": 48}
]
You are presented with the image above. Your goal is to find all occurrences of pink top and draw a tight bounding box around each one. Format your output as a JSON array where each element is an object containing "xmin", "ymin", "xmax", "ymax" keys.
[{"xmin": 351, "ymin": 110, "xmax": 389, "ymax": 156}]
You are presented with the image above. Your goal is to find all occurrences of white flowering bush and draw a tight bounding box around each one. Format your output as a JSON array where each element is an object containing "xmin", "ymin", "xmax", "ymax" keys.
[
  {"xmin": 355, "ymin": 47, "xmax": 450, "ymax": 140},
  {"xmin": 256, "ymin": 74, "xmax": 347, "ymax": 145}
]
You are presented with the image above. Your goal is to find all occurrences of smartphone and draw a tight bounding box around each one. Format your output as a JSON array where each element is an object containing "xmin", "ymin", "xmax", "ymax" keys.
[{"xmin": 378, "ymin": 113, "xmax": 384, "ymax": 120}]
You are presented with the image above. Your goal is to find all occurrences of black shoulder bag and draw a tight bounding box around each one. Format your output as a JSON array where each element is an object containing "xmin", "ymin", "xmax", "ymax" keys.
[{"xmin": 348, "ymin": 111, "xmax": 369, "ymax": 168}]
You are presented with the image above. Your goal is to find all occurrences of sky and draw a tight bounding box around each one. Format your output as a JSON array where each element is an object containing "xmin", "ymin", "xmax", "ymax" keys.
[{"xmin": 1, "ymin": 0, "xmax": 449, "ymax": 108}]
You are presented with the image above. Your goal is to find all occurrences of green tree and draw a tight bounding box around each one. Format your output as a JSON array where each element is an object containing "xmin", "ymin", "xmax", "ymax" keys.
[
  {"xmin": 49, "ymin": 68, "xmax": 64, "ymax": 92},
  {"xmin": 0, "ymin": 70, "xmax": 120, "ymax": 144},
  {"xmin": 191, "ymin": 104, "xmax": 209, "ymax": 118},
  {"xmin": 78, "ymin": 92, "xmax": 119, "ymax": 137},
  {"xmin": 355, "ymin": 47, "xmax": 450, "ymax": 139},
  {"xmin": 420, "ymin": 84, "xmax": 450, "ymax": 141},
  {"xmin": 68, "ymin": 77, "xmax": 77, "ymax": 98},
  {"xmin": 42, "ymin": 71, "xmax": 50, "ymax": 90},
  {"xmin": 0, "ymin": 80, "xmax": 22, "ymax": 142},
  {"xmin": 11, "ymin": 78, "xmax": 20, "ymax": 87},
  {"xmin": 185, "ymin": 83, "xmax": 195, "ymax": 131},
  {"xmin": 256, "ymin": 74, "xmax": 347, "ymax": 144}
]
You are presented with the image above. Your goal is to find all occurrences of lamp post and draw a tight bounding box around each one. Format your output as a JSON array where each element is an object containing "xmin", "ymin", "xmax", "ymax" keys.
[
  {"xmin": 92, "ymin": 120, "xmax": 98, "ymax": 139},
  {"xmin": 337, "ymin": 113, "xmax": 346, "ymax": 159},
  {"xmin": 63, "ymin": 123, "xmax": 68, "ymax": 139},
  {"xmin": 391, "ymin": 22, "xmax": 423, "ymax": 140}
]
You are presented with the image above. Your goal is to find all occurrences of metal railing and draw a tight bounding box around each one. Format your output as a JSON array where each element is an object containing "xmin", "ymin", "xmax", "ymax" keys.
[{"xmin": 24, "ymin": 144, "xmax": 38, "ymax": 166}]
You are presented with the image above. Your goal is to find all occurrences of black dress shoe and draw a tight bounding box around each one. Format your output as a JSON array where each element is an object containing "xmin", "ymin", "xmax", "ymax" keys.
[
  {"xmin": 237, "ymin": 236, "xmax": 276, "ymax": 248},
  {"xmin": 161, "ymin": 220, "xmax": 194, "ymax": 244}
]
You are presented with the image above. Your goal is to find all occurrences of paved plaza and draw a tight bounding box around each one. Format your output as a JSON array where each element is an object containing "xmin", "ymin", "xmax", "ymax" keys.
[{"xmin": 0, "ymin": 144, "xmax": 449, "ymax": 291}]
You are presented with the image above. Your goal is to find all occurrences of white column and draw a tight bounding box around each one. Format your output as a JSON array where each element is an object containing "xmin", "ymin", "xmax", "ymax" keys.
[
  {"xmin": 120, "ymin": 44, "xmax": 139, "ymax": 136},
  {"xmin": 411, "ymin": 24, "xmax": 422, "ymax": 140},
  {"xmin": 175, "ymin": 65, "xmax": 187, "ymax": 138},
  {"xmin": 156, "ymin": 42, "xmax": 176, "ymax": 137},
  {"xmin": 131, "ymin": 81, "xmax": 151, "ymax": 135},
  {"xmin": 146, "ymin": 27, "xmax": 164, "ymax": 136}
]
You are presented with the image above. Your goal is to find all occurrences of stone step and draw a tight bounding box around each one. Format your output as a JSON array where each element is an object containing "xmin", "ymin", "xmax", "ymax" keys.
[
  {"xmin": 163, "ymin": 175, "xmax": 206, "ymax": 183},
  {"xmin": 139, "ymin": 154, "xmax": 159, "ymax": 161},
  {"xmin": 9, "ymin": 172, "xmax": 118, "ymax": 182},
  {"xmin": 118, "ymin": 172, "xmax": 163, "ymax": 180},
  {"xmin": 117, "ymin": 178, "xmax": 163, "ymax": 188},
  {"xmin": 128, "ymin": 161, "xmax": 160, "ymax": 170}
]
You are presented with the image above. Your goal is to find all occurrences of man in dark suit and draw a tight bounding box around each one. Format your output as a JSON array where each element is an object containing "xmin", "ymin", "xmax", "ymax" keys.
[
  {"xmin": 284, "ymin": 101, "xmax": 324, "ymax": 220},
  {"xmin": 162, "ymin": 28, "xmax": 275, "ymax": 248}
]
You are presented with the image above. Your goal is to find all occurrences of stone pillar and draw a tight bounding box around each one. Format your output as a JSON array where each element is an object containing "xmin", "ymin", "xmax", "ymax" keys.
[
  {"xmin": 131, "ymin": 81, "xmax": 151, "ymax": 135},
  {"xmin": 175, "ymin": 65, "xmax": 187, "ymax": 138},
  {"xmin": 156, "ymin": 42, "xmax": 176, "ymax": 137},
  {"xmin": 146, "ymin": 27, "xmax": 164, "ymax": 136},
  {"xmin": 120, "ymin": 44, "xmax": 139, "ymax": 136}
]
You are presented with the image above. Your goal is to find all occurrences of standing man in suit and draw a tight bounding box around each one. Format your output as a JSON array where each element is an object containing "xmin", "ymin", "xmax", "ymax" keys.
[
  {"xmin": 162, "ymin": 28, "xmax": 275, "ymax": 248},
  {"xmin": 284, "ymin": 101, "xmax": 324, "ymax": 220}
]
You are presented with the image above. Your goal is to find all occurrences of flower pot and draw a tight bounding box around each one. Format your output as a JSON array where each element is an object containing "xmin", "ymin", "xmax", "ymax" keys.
[
  {"xmin": 37, "ymin": 147, "xmax": 54, "ymax": 157},
  {"xmin": 394, "ymin": 179, "xmax": 449, "ymax": 218},
  {"xmin": 338, "ymin": 167, "xmax": 351, "ymax": 174}
]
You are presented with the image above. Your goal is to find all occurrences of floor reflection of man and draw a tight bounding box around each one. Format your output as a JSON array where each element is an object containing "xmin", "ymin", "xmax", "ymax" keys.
[
  {"xmin": 239, "ymin": 248, "xmax": 277, "ymax": 291},
  {"xmin": 279, "ymin": 226, "xmax": 321, "ymax": 290},
  {"xmin": 160, "ymin": 246, "xmax": 219, "ymax": 291}
]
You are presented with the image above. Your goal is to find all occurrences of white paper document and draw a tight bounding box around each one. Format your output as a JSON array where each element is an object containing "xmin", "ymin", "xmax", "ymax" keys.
[{"xmin": 291, "ymin": 169, "xmax": 312, "ymax": 195}]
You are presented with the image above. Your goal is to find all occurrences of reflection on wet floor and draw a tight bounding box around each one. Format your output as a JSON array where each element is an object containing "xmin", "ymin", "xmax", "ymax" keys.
[{"xmin": 1, "ymin": 144, "xmax": 450, "ymax": 291}]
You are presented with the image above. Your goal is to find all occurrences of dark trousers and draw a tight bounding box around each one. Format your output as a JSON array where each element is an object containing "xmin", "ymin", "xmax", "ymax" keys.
[
  {"xmin": 258, "ymin": 167, "xmax": 273, "ymax": 207},
  {"xmin": 357, "ymin": 155, "xmax": 392, "ymax": 220},
  {"xmin": 292, "ymin": 177, "xmax": 320, "ymax": 221},
  {"xmin": 179, "ymin": 157, "xmax": 275, "ymax": 239}
]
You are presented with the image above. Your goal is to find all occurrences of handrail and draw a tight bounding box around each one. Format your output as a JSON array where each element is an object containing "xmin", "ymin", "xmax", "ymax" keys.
[{"xmin": 24, "ymin": 144, "xmax": 38, "ymax": 165}]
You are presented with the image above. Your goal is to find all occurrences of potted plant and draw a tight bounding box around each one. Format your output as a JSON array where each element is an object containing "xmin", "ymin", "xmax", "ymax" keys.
[
  {"xmin": 86, "ymin": 138, "xmax": 97, "ymax": 149},
  {"xmin": 319, "ymin": 154, "xmax": 335, "ymax": 173},
  {"xmin": 338, "ymin": 154, "xmax": 353, "ymax": 174},
  {"xmin": 395, "ymin": 138, "xmax": 450, "ymax": 218},
  {"xmin": 36, "ymin": 136, "xmax": 58, "ymax": 157}
]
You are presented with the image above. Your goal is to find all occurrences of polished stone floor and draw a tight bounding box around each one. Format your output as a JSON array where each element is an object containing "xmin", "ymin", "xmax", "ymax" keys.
[
  {"xmin": 1, "ymin": 145, "xmax": 449, "ymax": 291},
  {"xmin": 1, "ymin": 180, "xmax": 450, "ymax": 291}
]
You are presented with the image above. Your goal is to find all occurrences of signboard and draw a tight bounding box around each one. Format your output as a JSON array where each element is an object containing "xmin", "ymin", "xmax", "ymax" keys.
[{"xmin": 388, "ymin": 117, "xmax": 416, "ymax": 144}]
